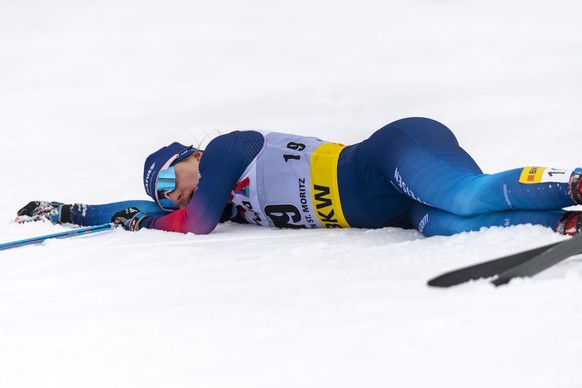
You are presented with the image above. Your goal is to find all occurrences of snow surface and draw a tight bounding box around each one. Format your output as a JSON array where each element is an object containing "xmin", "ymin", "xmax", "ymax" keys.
[{"xmin": 1, "ymin": 0, "xmax": 582, "ymax": 387}]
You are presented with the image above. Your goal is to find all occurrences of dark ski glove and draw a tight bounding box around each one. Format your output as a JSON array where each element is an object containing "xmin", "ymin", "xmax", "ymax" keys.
[
  {"xmin": 111, "ymin": 207, "xmax": 148, "ymax": 231},
  {"xmin": 16, "ymin": 201, "xmax": 71, "ymax": 224}
]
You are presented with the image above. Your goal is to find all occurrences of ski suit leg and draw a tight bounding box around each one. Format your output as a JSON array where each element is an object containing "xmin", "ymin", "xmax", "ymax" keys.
[
  {"xmin": 370, "ymin": 117, "xmax": 575, "ymax": 216},
  {"xmin": 409, "ymin": 202, "xmax": 564, "ymax": 237}
]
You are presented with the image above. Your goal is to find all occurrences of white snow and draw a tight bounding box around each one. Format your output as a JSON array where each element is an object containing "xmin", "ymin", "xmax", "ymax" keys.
[{"xmin": 1, "ymin": 1, "xmax": 582, "ymax": 387}]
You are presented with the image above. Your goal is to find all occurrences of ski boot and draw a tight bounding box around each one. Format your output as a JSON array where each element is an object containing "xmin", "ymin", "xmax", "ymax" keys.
[
  {"xmin": 557, "ymin": 211, "xmax": 582, "ymax": 236},
  {"xmin": 568, "ymin": 168, "xmax": 582, "ymax": 204}
]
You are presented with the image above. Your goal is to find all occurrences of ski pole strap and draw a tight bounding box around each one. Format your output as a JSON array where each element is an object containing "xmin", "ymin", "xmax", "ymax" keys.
[{"xmin": 0, "ymin": 223, "xmax": 116, "ymax": 251}]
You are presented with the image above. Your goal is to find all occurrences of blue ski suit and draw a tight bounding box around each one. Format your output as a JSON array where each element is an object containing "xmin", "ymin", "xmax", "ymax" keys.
[{"xmin": 66, "ymin": 117, "xmax": 576, "ymax": 236}]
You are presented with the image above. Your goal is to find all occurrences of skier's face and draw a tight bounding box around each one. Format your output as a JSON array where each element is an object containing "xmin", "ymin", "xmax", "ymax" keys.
[{"xmin": 166, "ymin": 152, "xmax": 202, "ymax": 208}]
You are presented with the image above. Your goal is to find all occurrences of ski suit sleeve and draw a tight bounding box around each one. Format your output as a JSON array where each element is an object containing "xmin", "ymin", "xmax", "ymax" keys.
[
  {"xmin": 66, "ymin": 200, "xmax": 168, "ymax": 226},
  {"xmin": 142, "ymin": 132, "xmax": 261, "ymax": 234},
  {"xmin": 63, "ymin": 200, "xmax": 244, "ymax": 228}
]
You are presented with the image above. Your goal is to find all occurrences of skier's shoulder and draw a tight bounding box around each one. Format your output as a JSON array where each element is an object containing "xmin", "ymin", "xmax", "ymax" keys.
[
  {"xmin": 205, "ymin": 130, "xmax": 265, "ymax": 152},
  {"xmin": 200, "ymin": 130, "xmax": 266, "ymax": 171}
]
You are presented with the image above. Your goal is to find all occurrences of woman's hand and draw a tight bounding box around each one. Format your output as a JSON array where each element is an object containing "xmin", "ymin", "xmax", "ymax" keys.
[
  {"xmin": 111, "ymin": 207, "xmax": 149, "ymax": 231},
  {"xmin": 16, "ymin": 201, "xmax": 64, "ymax": 224}
]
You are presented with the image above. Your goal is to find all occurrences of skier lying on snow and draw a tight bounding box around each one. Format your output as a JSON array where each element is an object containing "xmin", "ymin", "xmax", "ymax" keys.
[{"xmin": 16, "ymin": 117, "xmax": 582, "ymax": 237}]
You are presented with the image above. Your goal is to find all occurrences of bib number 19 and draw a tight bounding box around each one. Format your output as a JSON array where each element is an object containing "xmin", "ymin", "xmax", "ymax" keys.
[
  {"xmin": 264, "ymin": 204, "xmax": 307, "ymax": 229},
  {"xmin": 283, "ymin": 142, "xmax": 306, "ymax": 163}
]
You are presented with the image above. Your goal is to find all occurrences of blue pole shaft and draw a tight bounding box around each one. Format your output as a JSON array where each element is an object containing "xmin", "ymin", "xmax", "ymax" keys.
[{"xmin": 0, "ymin": 223, "xmax": 116, "ymax": 251}]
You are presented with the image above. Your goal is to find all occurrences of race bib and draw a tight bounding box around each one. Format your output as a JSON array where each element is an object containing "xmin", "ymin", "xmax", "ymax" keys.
[{"xmin": 518, "ymin": 166, "xmax": 572, "ymax": 184}]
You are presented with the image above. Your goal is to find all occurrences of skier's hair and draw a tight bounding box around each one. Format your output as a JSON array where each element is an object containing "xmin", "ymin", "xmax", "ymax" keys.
[{"xmin": 187, "ymin": 129, "xmax": 222, "ymax": 152}]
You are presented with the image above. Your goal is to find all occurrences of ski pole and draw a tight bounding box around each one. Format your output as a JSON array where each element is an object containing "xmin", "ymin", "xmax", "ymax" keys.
[{"xmin": 0, "ymin": 223, "xmax": 116, "ymax": 251}]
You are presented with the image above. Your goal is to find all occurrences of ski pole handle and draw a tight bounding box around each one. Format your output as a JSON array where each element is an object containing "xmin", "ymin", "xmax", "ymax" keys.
[{"xmin": 0, "ymin": 223, "xmax": 116, "ymax": 251}]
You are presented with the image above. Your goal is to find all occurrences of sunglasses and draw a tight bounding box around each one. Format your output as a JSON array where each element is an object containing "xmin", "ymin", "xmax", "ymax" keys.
[
  {"xmin": 154, "ymin": 146, "xmax": 194, "ymax": 211},
  {"xmin": 156, "ymin": 166, "xmax": 178, "ymax": 211}
]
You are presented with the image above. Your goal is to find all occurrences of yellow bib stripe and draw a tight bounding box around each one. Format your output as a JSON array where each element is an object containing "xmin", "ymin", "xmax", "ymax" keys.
[
  {"xmin": 310, "ymin": 143, "xmax": 350, "ymax": 228},
  {"xmin": 519, "ymin": 166, "xmax": 546, "ymax": 184}
]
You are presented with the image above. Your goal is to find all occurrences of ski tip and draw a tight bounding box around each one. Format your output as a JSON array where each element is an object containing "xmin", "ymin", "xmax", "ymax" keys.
[
  {"xmin": 427, "ymin": 280, "xmax": 449, "ymax": 288},
  {"xmin": 427, "ymin": 272, "xmax": 493, "ymax": 288},
  {"xmin": 491, "ymin": 276, "xmax": 512, "ymax": 287},
  {"xmin": 426, "ymin": 274, "xmax": 459, "ymax": 288}
]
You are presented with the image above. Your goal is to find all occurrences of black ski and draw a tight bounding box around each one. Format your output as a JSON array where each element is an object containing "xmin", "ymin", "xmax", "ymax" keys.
[
  {"xmin": 492, "ymin": 233, "xmax": 582, "ymax": 286},
  {"xmin": 428, "ymin": 235, "xmax": 582, "ymax": 287}
]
